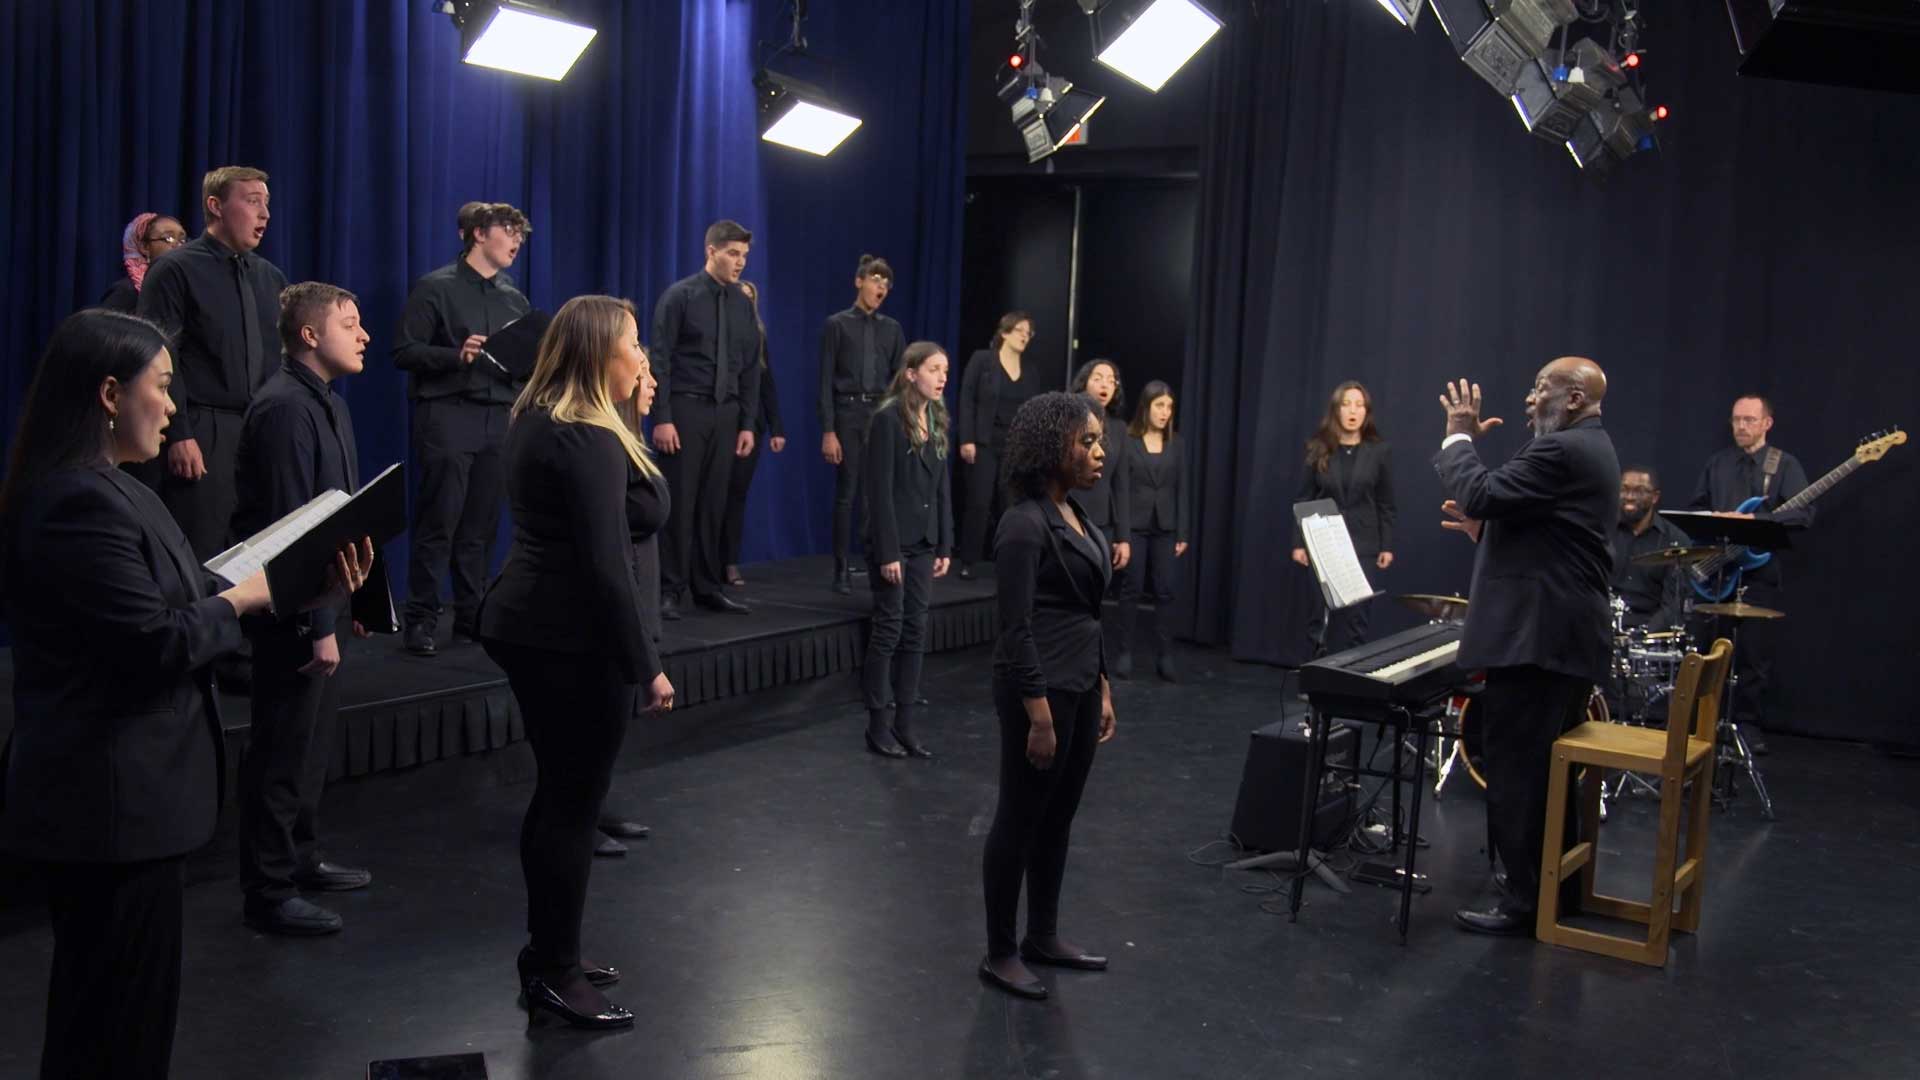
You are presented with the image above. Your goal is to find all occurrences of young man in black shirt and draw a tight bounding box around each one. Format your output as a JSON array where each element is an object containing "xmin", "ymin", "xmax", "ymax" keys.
[
  {"xmin": 1610, "ymin": 465, "xmax": 1689, "ymax": 630},
  {"xmin": 650, "ymin": 220, "xmax": 762, "ymax": 616},
  {"xmin": 817, "ymin": 255, "xmax": 906, "ymax": 593},
  {"xmin": 392, "ymin": 202, "xmax": 532, "ymax": 655},
  {"xmin": 230, "ymin": 283, "xmax": 380, "ymax": 935}
]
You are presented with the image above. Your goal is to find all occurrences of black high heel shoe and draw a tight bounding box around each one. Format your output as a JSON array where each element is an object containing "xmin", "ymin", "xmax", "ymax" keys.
[{"xmin": 522, "ymin": 978, "xmax": 635, "ymax": 1030}]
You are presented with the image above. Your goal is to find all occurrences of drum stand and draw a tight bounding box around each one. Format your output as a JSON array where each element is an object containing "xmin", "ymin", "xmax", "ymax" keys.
[{"xmin": 1710, "ymin": 593, "xmax": 1776, "ymax": 820}]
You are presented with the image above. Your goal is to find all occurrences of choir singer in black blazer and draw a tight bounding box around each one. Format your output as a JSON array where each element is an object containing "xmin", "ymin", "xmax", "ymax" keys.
[
  {"xmin": 1433, "ymin": 358, "xmax": 1619, "ymax": 937},
  {"xmin": 1115, "ymin": 381, "xmax": 1190, "ymax": 681},
  {"xmin": 478, "ymin": 295, "xmax": 673, "ymax": 1031},
  {"xmin": 0, "ymin": 309, "xmax": 368, "ymax": 1080},
  {"xmin": 1291, "ymin": 381, "xmax": 1396, "ymax": 655},
  {"xmin": 859, "ymin": 342, "xmax": 954, "ymax": 760},
  {"xmin": 979, "ymin": 392, "xmax": 1118, "ymax": 1001}
]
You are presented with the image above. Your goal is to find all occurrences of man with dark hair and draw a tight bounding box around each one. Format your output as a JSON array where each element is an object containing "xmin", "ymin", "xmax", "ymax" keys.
[
  {"xmin": 137, "ymin": 166, "xmax": 286, "ymax": 562},
  {"xmin": 817, "ymin": 254, "xmax": 906, "ymax": 593},
  {"xmin": 1610, "ymin": 465, "xmax": 1689, "ymax": 630},
  {"xmin": 392, "ymin": 201, "xmax": 532, "ymax": 655},
  {"xmin": 650, "ymin": 219, "xmax": 762, "ymax": 616},
  {"xmin": 229, "ymin": 283, "xmax": 380, "ymax": 935},
  {"xmin": 1687, "ymin": 393, "xmax": 1811, "ymax": 754}
]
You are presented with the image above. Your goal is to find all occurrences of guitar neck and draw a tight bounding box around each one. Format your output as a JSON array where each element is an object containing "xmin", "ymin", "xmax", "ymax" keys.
[{"xmin": 1778, "ymin": 456, "xmax": 1859, "ymax": 513}]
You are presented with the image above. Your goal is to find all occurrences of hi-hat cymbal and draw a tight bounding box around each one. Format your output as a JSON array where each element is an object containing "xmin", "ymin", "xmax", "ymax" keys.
[
  {"xmin": 1694, "ymin": 601, "xmax": 1785, "ymax": 620},
  {"xmin": 1395, "ymin": 594, "xmax": 1468, "ymax": 620},
  {"xmin": 1631, "ymin": 545, "xmax": 1721, "ymax": 567}
]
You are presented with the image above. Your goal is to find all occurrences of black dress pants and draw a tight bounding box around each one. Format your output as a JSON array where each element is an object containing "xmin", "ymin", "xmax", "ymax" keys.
[
  {"xmin": 406, "ymin": 398, "xmax": 508, "ymax": 630},
  {"xmin": 831, "ymin": 398, "xmax": 877, "ymax": 566},
  {"xmin": 158, "ymin": 406, "xmax": 245, "ymax": 561},
  {"xmin": 982, "ymin": 680, "xmax": 1102, "ymax": 958},
  {"xmin": 1715, "ymin": 576, "xmax": 1780, "ymax": 733},
  {"xmin": 39, "ymin": 856, "xmax": 184, "ymax": 1080},
  {"xmin": 1478, "ymin": 665, "xmax": 1591, "ymax": 904},
  {"xmin": 863, "ymin": 546, "xmax": 933, "ymax": 710},
  {"xmin": 722, "ymin": 432, "xmax": 761, "ymax": 569},
  {"xmin": 484, "ymin": 640, "xmax": 636, "ymax": 974},
  {"xmin": 238, "ymin": 627, "xmax": 345, "ymax": 903},
  {"xmin": 1116, "ymin": 529, "xmax": 1178, "ymax": 655},
  {"xmin": 958, "ymin": 439, "xmax": 1003, "ymax": 566},
  {"xmin": 659, "ymin": 395, "xmax": 740, "ymax": 602}
]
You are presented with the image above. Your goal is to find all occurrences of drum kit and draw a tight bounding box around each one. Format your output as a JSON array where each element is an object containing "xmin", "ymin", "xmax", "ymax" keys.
[{"xmin": 1402, "ymin": 540, "xmax": 1782, "ymax": 820}]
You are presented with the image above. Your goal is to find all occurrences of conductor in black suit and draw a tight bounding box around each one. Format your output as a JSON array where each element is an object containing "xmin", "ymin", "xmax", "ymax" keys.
[
  {"xmin": 1433, "ymin": 357, "xmax": 1620, "ymax": 936},
  {"xmin": 1291, "ymin": 381, "xmax": 1396, "ymax": 655},
  {"xmin": 229, "ymin": 283, "xmax": 382, "ymax": 935},
  {"xmin": 0, "ymin": 310, "xmax": 367, "ymax": 1080}
]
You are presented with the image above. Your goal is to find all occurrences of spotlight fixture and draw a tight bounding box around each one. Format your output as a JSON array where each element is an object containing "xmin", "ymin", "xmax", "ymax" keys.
[
  {"xmin": 754, "ymin": 71, "xmax": 863, "ymax": 156},
  {"xmin": 439, "ymin": 0, "xmax": 597, "ymax": 81},
  {"xmin": 1510, "ymin": 38, "xmax": 1619, "ymax": 141},
  {"xmin": 1564, "ymin": 111, "xmax": 1613, "ymax": 175},
  {"xmin": 997, "ymin": 61, "xmax": 1107, "ymax": 163},
  {"xmin": 1594, "ymin": 86, "xmax": 1653, "ymax": 158},
  {"xmin": 1369, "ymin": 0, "xmax": 1426, "ymax": 30},
  {"xmin": 1083, "ymin": 0, "xmax": 1224, "ymax": 92},
  {"xmin": 1428, "ymin": 0, "xmax": 1579, "ymax": 95}
]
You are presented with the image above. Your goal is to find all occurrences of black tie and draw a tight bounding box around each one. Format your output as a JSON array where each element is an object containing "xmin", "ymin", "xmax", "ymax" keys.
[{"xmin": 235, "ymin": 255, "xmax": 263, "ymax": 391}]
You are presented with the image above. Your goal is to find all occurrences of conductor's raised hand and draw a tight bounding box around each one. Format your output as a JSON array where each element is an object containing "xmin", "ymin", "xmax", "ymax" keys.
[
  {"xmin": 1438, "ymin": 378, "xmax": 1504, "ymax": 439},
  {"xmin": 1440, "ymin": 500, "xmax": 1483, "ymax": 544},
  {"xmin": 652, "ymin": 422, "xmax": 681, "ymax": 455}
]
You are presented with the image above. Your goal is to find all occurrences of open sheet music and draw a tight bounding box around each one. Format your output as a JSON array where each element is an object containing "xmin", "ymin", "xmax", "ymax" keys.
[
  {"xmin": 206, "ymin": 492, "xmax": 353, "ymax": 587},
  {"xmin": 1295, "ymin": 501, "xmax": 1375, "ymax": 611},
  {"xmin": 204, "ymin": 462, "xmax": 407, "ymax": 617}
]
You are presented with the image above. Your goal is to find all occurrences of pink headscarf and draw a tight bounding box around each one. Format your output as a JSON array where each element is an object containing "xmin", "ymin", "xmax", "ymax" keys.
[{"xmin": 121, "ymin": 212, "xmax": 159, "ymax": 291}]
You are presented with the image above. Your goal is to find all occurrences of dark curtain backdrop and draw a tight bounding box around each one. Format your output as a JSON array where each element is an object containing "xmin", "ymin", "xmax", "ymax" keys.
[
  {"xmin": 0, "ymin": 0, "xmax": 967, "ymax": 597},
  {"xmin": 1183, "ymin": 0, "xmax": 1920, "ymax": 744}
]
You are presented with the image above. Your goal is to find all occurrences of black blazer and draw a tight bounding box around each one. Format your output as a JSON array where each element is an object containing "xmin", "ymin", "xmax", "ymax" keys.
[
  {"xmin": 1292, "ymin": 440, "xmax": 1396, "ymax": 556},
  {"xmin": 479, "ymin": 410, "xmax": 658, "ymax": 684},
  {"xmin": 1078, "ymin": 416, "xmax": 1132, "ymax": 536},
  {"xmin": 626, "ymin": 463, "xmax": 671, "ymax": 646},
  {"xmin": 957, "ymin": 348, "xmax": 1013, "ymax": 447},
  {"xmin": 863, "ymin": 405, "xmax": 955, "ymax": 563},
  {"xmin": 1433, "ymin": 416, "xmax": 1621, "ymax": 684},
  {"xmin": 1121, "ymin": 432, "xmax": 1191, "ymax": 541},
  {"xmin": 0, "ymin": 465, "xmax": 243, "ymax": 862},
  {"xmin": 992, "ymin": 497, "xmax": 1111, "ymax": 697}
]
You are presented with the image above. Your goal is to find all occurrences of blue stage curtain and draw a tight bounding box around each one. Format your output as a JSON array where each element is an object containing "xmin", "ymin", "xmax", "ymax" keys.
[{"xmin": 0, "ymin": 0, "xmax": 968, "ymax": 588}]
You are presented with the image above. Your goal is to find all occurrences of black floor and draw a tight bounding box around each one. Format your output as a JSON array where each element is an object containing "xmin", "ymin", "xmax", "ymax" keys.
[{"xmin": 1, "ymin": 645, "xmax": 1916, "ymax": 1079}]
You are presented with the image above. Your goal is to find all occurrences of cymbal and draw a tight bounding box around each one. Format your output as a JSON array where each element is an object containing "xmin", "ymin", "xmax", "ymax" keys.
[
  {"xmin": 1631, "ymin": 545, "xmax": 1721, "ymax": 567},
  {"xmin": 1694, "ymin": 601, "xmax": 1785, "ymax": 620},
  {"xmin": 1395, "ymin": 593, "xmax": 1468, "ymax": 620}
]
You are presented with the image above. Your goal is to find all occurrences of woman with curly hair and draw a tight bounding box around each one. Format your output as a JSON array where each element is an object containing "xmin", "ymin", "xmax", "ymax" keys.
[
  {"xmin": 979, "ymin": 391, "xmax": 1119, "ymax": 1001},
  {"xmin": 1291, "ymin": 381, "xmax": 1395, "ymax": 654}
]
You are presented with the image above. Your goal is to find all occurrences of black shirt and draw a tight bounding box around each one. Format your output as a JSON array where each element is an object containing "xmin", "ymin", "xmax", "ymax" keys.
[
  {"xmin": 994, "ymin": 367, "xmax": 1043, "ymax": 436},
  {"xmin": 1610, "ymin": 512, "xmax": 1690, "ymax": 628},
  {"xmin": 993, "ymin": 497, "xmax": 1111, "ymax": 697},
  {"xmin": 817, "ymin": 305, "xmax": 907, "ymax": 429},
  {"xmin": 650, "ymin": 271, "xmax": 762, "ymax": 428},
  {"xmin": 392, "ymin": 257, "xmax": 532, "ymax": 404},
  {"xmin": 1688, "ymin": 444, "xmax": 1813, "ymax": 528},
  {"xmin": 99, "ymin": 275, "xmax": 140, "ymax": 313},
  {"xmin": 136, "ymin": 232, "xmax": 287, "ymax": 442}
]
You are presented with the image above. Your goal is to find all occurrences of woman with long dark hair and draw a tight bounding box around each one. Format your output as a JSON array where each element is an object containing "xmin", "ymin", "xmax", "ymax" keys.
[
  {"xmin": 979, "ymin": 392, "xmax": 1118, "ymax": 1001},
  {"xmin": 859, "ymin": 342, "xmax": 953, "ymax": 759},
  {"xmin": 1070, "ymin": 358, "xmax": 1132, "ymax": 577},
  {"xmin": 955, "ymin": 311, "xmax": 1044, "ymax": 578},
  {"xmin": 0, "ymin": 309, "xmax": 367, "ymax": 1079},
  {"xmin": 1115, "ymin": 381, "xmax": 1191, "ymax": 681},
  {"xmin": 479, "ymin": 295, "xmax": 673, "ymax": 1030},
  {"xmin": 1291, "ymin": 381, "xmax": 1396, "ymax": 654}
]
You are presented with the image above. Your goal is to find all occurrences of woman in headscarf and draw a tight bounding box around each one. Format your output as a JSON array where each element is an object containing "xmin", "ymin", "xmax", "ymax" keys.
[{"xmin": 99, "ymin": 212, "xmax": 188, "ymax": 313}]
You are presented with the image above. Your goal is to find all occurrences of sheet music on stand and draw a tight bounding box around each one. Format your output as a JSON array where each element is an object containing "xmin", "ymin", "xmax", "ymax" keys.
[{"xmin": 1293, "ymin": 498, "xmax": 1377, "ymax": 611}]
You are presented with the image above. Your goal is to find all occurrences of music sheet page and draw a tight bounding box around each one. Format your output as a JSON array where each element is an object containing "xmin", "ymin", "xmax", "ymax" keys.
[
  {"xmin": 1301, "ymin": 512, "xmax": 1374, "ymax": 609},
  {"xmin": 205, "ymin": 489, "xmax": 352, "ymax": 586}
]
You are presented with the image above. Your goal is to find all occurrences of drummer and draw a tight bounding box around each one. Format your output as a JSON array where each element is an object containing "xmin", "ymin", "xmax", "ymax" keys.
[{"xmin": 1610, "ymin": 465, "xmax": 1689, "ymax": 630}]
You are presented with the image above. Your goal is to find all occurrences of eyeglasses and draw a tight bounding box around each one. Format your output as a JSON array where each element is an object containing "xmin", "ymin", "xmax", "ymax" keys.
[
  {"xmin": 1729, "ymin": 416, "xmax": 1766, "ymax": 427},
  {"xmin": 1620, "ymin": 484, "xmax": 1656, "ymax": 495},
  {"xmin": 144, "ymin": 233, "xmax": 187, "ymax": 246}
]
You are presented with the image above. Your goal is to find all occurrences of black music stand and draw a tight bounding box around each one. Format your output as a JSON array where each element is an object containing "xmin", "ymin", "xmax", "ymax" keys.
[{"xmin": 1293, "ymin": 499, "xmax": 1384, "ymax": 661}]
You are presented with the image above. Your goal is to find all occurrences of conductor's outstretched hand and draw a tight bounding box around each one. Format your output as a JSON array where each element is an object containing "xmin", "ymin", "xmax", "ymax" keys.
[{"xmin": 1439, "ymin": 378, "xmax": 1504, "ymax": 440}]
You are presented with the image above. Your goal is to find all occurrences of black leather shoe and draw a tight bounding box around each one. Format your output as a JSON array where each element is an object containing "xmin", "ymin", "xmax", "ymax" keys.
[
  {"xmin": 245, "ymin": 896, "xmax": 344, "ymax": 936},
  {"xmin": 404, "ymin": 624, "xmax": 437, "ymax": 657},
  {"xmin": 1020, "ymin": 938, "xmax": 1108, "ymax": 971},
  {"xmin": 523, "ymin": 978, "xmax": 635, "ymax": 1030},
  {"xmin": 865, "ymin": 730, "xmax": 908, "ymax": 759},
  {"xmin": 695, "ymin": 593, "xmax": 751, "ymax": 615},
  {"xmin": 594, "ymin": 836, "xmax": 627, "ymax": 858},
  {"xmin": 1454, "ymin": 899, "xmax": 1535, "ymax": 936},
  {"xmin": 833, "ymin": 571, "xmax": 852, "ymax": 595},
  {"xmin": 978, "ymin": 957, "xmax": 1047, "ymax": 1000},
  {"xmin": 598, "ymin": 820, "xmax": 651, "ymax": 840},
  {"xmin": 1113, "ymin": 651, "xmax": 1133, "ymax": 679},
  {"xmin": 661, "ymin": 594, "xmax": 683, "ymax": 621},
  {"xmin": 292, "ymin": 861, "xmax": 372, "ymax": 891}
]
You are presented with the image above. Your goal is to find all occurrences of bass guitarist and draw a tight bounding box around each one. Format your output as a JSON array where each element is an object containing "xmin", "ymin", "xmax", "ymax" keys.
[{"xmin": 1688, "ymin": 394, "xmax": 1812, "ymax": 754}]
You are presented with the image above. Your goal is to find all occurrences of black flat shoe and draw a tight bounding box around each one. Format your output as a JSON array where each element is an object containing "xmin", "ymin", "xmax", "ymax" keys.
[
  {"xmin": 594, "ymin": 836, "xmax": 627, "ymax": 857},
  {"xmin": 598, "ymin": 820, "xmax": 651, "ymax": 840},
  {"xmin": 244, "ymin": 896, "xmax": 344, "ymax": 936},
  {"xmin": 660, "ymin": 595, "xmax": 683, "ymax": 622},
  {"xmin": 865, "ymin": 730, "xmax": 908, "ymax": 759},
  {"xmin": 695, "ymin": 593, "xmax": 751, "ymax": 615},
  {"xmin": 1020, "ymin": 938, "xmax": 1108, "ymax": 971},
  {"xmin": 1454, "ymin": 900, "xmax": 1535, "ymax": 937},
  {"xmin": 583, "ymin": 963, "xmax": 621, "ymax": 988},
  {"xmin": 957, "ymin": 564, "xmax": 974, "ymax": 580},
  {"xmin": 892, "ymin": 729, "xmax": 933, "ymax": 760},
  {"xmin": 978, "ymin": 958, "xmax": 1047, "ymax": 1000},
  {"xmin": 523, "ymin": 978, "xmax": 634, "ymax": 1030},
  {"xmin": 292, "ymin": 860, "xmax": 372, "ymax": 891}
]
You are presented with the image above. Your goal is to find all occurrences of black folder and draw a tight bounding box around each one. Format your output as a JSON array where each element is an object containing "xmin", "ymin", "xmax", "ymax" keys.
[
  {"xmin": 207, "ymin": 463, "xmax": 409, "ymax": 618},
  {"xmin": 478, "ymin": 310, "xmax": 551, "ymax": 381}
]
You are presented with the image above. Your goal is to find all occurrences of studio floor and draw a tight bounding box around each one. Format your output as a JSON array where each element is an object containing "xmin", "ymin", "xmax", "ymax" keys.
[{"xmin": 0, "ymin": 645, "xmax": 1914, "ymax": 1080}]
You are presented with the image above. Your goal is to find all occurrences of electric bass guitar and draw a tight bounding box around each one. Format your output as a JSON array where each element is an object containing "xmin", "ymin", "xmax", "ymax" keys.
[{"xmin": 1689, "ymin": 428, "xmax": 1905, "ymax": 600}]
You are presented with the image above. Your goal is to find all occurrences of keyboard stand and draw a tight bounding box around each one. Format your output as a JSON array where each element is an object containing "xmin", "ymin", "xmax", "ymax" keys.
[{"xmin": 1224, "ymin": 847, "xmax": 1351, "ymax": 894}]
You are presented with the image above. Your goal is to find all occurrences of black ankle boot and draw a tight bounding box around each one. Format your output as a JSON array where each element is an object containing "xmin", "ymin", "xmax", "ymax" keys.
[
  {"xmin": 864, "ymin": 709, "xmax": 906, "ymax": 758},
  {"xmin": 892, "ymin": 704, "xmax": 933, "ymax": 759}
]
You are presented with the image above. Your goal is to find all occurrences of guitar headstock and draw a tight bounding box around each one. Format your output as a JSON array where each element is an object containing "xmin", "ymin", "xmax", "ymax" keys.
[{"xmin": 1855, "ymin": 428, "xmax": 1907, "ymax": 463}]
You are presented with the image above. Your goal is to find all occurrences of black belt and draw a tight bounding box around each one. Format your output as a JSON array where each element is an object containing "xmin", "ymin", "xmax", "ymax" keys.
[{"xmin": 836, "ymin": 393, "xmax": 883, "ymax": 403}]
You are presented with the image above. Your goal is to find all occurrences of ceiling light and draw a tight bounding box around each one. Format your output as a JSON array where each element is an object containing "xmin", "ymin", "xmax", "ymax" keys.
[
  {"xmin": 453, "ymin": 1, "xmax": 596, "ymax": 82},
  {"xmin": 754, "ymin": 71, "xmax": 863, "ymax": 157},
  {"xmin": 1093, "ymin": 0, "xmax": 1224, "ymax": 92}
]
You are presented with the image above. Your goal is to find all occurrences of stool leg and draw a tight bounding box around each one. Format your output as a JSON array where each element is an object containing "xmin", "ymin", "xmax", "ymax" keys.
[
  {"xmin": 1644, "ymin": 770, "xmax": 1686, "ymax": 964},
  {"xmin": 1535, "ymin": 747, "xmax": 1574, "ymax": 940},
  {"xmin": 1675, "ymin": 763, "xmax": 1713, "ymax": 934}
]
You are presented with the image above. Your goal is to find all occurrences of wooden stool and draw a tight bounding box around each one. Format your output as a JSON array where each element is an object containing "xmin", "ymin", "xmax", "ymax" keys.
[{"xmin": 1535, "ymin": 638, "xmax": 1733, "ymax": 966}]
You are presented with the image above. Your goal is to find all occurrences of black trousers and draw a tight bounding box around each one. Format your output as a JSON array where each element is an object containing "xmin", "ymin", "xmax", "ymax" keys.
[
  {"xmin": 1479, "ymin": 665, "xmax": 1590, "ymax": 903},
  {"xmin": 1115, "ymin": 529, "xmax": 1177, "ymax": 656},
  {"xmin": 406, "ymin": 397, "xmax": 508, "ymax": 630},
  {"xmin": 238, "ymin": 627, "xmax": 345, "ymax": 903},
  {"xmin": 659, "ymin": 395, "xmax": 740, "ymax": 602},
  {"xmin": 157, "ymin": 406, "xmax": 245, "ymax": 561},
  {"xmin": 722, "ymin": 432, "xmax": 762, "ymax": 569},
  {"xmin": 39, "ymin": 856, "xmax": 184, "ymax": 1080},
  {"xmin": 982, "ymin": 680, "xmax": 1102, "ymax": 958},
  {"xmin": 484, "ymin": 640, "xmax": 635, "ymax": 974},
  {"xmin": 831, "ymin": 398, "xmax": 878, "ymax": 566},
  {"xmin": 1709, "ymin": 576, "xmax": 1779, "ymax": 733},
  {"xmin": 863, "ymin": 545, "xmax": 933, "ymax": 710},
  {"xmin": 958, "ymin": 438, "xmax": 1004, "ymax": 566},
  {"xmin": 1306, "ymin": 567, "xmax": 1376, "ymax": 657}
]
